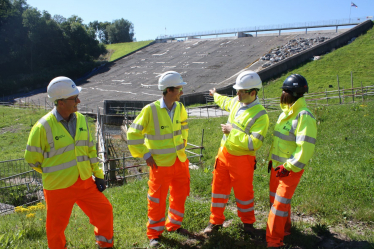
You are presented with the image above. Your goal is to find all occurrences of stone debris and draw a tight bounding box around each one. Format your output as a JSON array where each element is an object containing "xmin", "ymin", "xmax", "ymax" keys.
[{"xmin": 261, "ymin": 36, "xmax": 330, "ymax": 68}]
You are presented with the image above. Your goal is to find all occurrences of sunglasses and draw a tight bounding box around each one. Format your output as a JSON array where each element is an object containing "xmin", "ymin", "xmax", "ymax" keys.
[{"xmin": 64, "ymin": 95, "xmax": 79, "ymax": 102}]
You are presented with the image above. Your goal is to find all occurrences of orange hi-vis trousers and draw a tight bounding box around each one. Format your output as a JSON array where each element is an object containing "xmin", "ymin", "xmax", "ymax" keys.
[
  {"xmin": 209, "ymin": 147, "xmax": 256, "ymax": 225},
  {"xmin": 266, "ymin": 167, "xmax": 304, "ymax": 248},
  {"xmin": 146, "ymin": 158, "xmax": 190, "ymax": 239},
  {"xmin": 43, "ymin": 177, "xmax": 113, "ymax": 249}
]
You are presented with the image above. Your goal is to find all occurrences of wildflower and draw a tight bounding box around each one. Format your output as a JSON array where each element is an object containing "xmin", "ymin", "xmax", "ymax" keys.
[
  {"xmin": 360, "ymin": 105, "xmax": 367, "ymax": 107},
  {"xmin": 26, "ymin": 213, "xmax": 36, "ymax": 218},
  {"xmin": 14, "ymin": 206, "xmax": 23, "ymax": 213},
  {"xmin": 29, "ymin": 206, "xmax": 39, "ymax": 211}
]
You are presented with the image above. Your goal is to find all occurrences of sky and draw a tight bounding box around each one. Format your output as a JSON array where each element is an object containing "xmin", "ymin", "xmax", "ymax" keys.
[{"xmin": 26, "ymin": 0, "xmax": 373, "ymax": 41}]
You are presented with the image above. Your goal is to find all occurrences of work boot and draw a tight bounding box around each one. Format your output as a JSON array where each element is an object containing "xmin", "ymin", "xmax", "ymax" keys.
[
  {"xmin": 243, "ymin": 223, "xmax": 256, "ymax": 236},
  {"xmin": 175, "ymin": 227, "xmax": 191, "ymax": 236},
  {"xmin": 203, "ymin": 222, "xmax": 223, "ymax": 235},
  {"xmin": 149, "ymin": 238, "xmax": 160, "ymax": 248}
]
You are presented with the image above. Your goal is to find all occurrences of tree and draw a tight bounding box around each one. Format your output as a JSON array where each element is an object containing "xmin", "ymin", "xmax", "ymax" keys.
[{"xmin": 107, "ymin": 18, "xmax": 134, "ymax": 44}]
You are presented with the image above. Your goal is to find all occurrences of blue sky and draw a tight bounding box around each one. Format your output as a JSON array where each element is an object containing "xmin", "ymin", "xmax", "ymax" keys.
[{"xmin": 26, "ymin": 0, "xmax": 372, "ymax": 41}]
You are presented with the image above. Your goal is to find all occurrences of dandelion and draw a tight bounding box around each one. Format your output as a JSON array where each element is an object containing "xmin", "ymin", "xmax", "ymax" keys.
[{"xmin": 26, "ymin": 213, "xmax": 36, "ymax": 218}]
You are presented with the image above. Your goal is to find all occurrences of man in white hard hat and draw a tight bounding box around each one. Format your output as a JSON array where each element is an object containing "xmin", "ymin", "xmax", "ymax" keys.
[
  {"xmin": 204, "ymin": 71, "xmax": 269, "ymax": 236},
  {"xmin": 25, "ymin": 76, "xmax": 114, "ymax": 249},
  {"xmin": 127, "ymin": 71, "xmax": 190, "ymax": 248}
]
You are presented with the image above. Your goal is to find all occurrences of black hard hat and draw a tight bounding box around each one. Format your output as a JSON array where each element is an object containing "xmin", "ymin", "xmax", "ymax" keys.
[{"xmin": 281, "ymin": 74, "xmax": 308, "ymax": 95}]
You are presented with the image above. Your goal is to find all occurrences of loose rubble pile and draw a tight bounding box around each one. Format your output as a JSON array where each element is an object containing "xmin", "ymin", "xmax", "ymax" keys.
[{"xmin": 261, "ymin": 37, "xmax": 330, "ymax": 68}]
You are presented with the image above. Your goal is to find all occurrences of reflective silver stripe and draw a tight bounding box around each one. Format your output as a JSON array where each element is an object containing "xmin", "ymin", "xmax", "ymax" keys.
[
  {"xmin": 235, "ymin": 198, "xmax": 253, "ymax": 205},
  {"xmin": 28, "ymin": 162, "xmax": 41, "ymax": 168},
  {"xmin": 26, "ymin": 145, "xmax": 43, "ymax": 154},
  {"xmin": 232, "ymin": 123, "xmax": 242, "ymax": 132},
  {"xmin": 271, "ymin": 206, "xmax": 288, "ymax": 217},
  {"xmin": 150, "ymin": 226, "xmax": 164, "ymax": 231},
  {"xmin": 290, "ymin": 110, "xmax": 315, "ymax": 134},
  {"xmin": 149, "ymin": 147, "xmax": 176, "ymax": 155},
  {"xmin": 222, "ymin": 134, "xmax": 227, "ymax": 141},
  {"xmin": 212, "ymin": 203, "xmax": 226, "ymax": 208},
  {"xmin": 296, "ymin": 135, "xmax": 316, "ymax": 144},
  {"xmin": 222, "ymin": 98, "xmax": 227, "ymax": 108},
  {"xmin": 130, "ymin": 123, "xmax": 144, "ymax": 131},
  {"xmin": 150, "ymin": 103, "xmax": 161, "ymax": 136},
  {"xmin": 248, "ymin": 137, "xmax": 254, "ymax": 151},
  {"xmin": 147, "ymin": 194, "xmax": 159, "ymax": 203},
  {"xmin": 269, "ymin": 191, "xmax": 276, "ymax": 197},
  {"xmin": 289, "ymin": 156, "xmax": 306, "ymax": 169},
  {"xmin": 148, "ymin": 217, "xmax": 165, "ymax": 224},
  {"xmin": 39, "ymin": 116, "xmax": 54, "ymax": 149},
  {"xmin": 174, "ymin": 130, "xmax": 182, "ymax": 136},
  {"xmin": 88, "ymin": 141, "xmax": 94, "ymax": 147},
  {"xmin": 176, "ymin": 143, "xmax": 185, "ymax": 151},
  {"xmin": 77, "ymin": 155, "xmax": 89, "ymax": 162},
  {"xmin": 252, "ymin": 132, "xmax": 264, "ymax": 142},
  {"xmin": 271, "ymin": 154, "xmax": 288, "ymax": 163},
  {"xmin": 275, "ymin": 194, "xmax": 292, "ymax": 204},
  {"xmin": 237, "ymin": 207, "xmax": 254, "ymax": 213},
  {"xmin": 42, "ymin": 159, "xmax": 77, "ymax": 173},
  {"xmin": 230, "ymin": 97, "xmax": 238, "ymax": 110},
  {"xmin": 244, "ymin": 110, "xmax": 267, "ymax": 134},
  {"xmin": 181, "ymin": 125, "xmax": 188, "ymax": 130},
  {"xmin": 44, "ymin": 144, "xmax": 75, "ymax": 158},
  {"xmin": 145, "ymin": 133, "xmax": 173, "ymax": 140},
  {"xmin": 76, "ymin": 140, "xmax": 89, "ymax": 146},
  {"xmin": 273, "ymin": 131, "xmax": 295, "ymax": 142},
  {"xmin": 90, "ymin": 157, "xmax": 99, "ymax": 164},
  {"xmin": 95, "ymin": 235, "xmax": 113, "ymax": 244},
  {"xmin": 169, "ymin": 208, "xmax": 184, "ymax": 218},
  {"xmin": 127, "ymin": 139, "xmax": 145, "ymax": 145},
  {"xmin": 168, "ymin": 215, "xmax": 182, "ymax": 225},
  {"xmin": 299, "ymin": 110, "xmax": 315, "ymax": 119},
  {"xmin": 212, "ymin": 193, "xmax": 230, "ymax": 199}
]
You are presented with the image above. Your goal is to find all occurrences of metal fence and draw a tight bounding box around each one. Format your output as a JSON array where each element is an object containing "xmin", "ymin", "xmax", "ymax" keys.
[{"xmin": 0, "ymin": 159, "xmax": 43, "ymax": 214}]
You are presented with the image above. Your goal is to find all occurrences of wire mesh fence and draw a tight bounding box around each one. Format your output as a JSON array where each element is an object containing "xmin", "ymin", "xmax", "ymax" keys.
[{"xmin": 0, "ymin": 159, "xmax": 43, "ymax": 214}]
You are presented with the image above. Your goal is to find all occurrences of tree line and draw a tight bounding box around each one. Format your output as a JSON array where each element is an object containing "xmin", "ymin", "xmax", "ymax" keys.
[{"xmin": 0, "ymin": 0, "xmax": 135, "ymax": 97}]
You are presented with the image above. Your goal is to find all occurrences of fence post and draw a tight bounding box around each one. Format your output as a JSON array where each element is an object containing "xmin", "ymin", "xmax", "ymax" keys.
[
  {"xmin": 200, "ymin": 129, "xmax": 204, "ymax": 163},
  {"xmin": 361, "ymin": 81, "xmax": 364, "ymax": 101},
  {"xmin": 262, "ymin": 87, "xmax": 265, "ymax": 107},
  {"xmin": 342, "ymin": 87, "xmax": 345, "ymax": 103},
  {"xmin": 351, "ymin": 71, "xmax": 354, "ymax": 103},
  {"xmin": 337, "ymin": 75, "xmax": 341, "ymax": 104},
  {"xmin": 325, "ymin": 89, "xmax": 328, "ymax": 105},
  {"xmin": 122, "ymin": 153, "xmax": 127, "ymax": 184}
]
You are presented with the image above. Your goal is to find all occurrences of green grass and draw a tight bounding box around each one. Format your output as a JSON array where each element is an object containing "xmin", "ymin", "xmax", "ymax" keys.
[
  {"xmin": 105, "ymin": 40, "xmax": 154, "ymax": 62},
  {"xmin": 263, "ymin": 22, "xmax": 374, "ymax": 98}
]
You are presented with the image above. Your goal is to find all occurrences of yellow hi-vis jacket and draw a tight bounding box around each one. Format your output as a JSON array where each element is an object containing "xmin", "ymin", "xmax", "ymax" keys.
[
  {"xmin": 24, "ymin": 111, "xmax": 103, "ymax": 190},
  {"xmin": 214, "ymin": 93, "xmax": 269, "ymax": 156},
  {"xmin": 269, "ymin": 97, "xmax": 317, "ymax": 173},
  {"xmin": 127, "ymin": 100, "xmax": 188, "ymax": 166}
]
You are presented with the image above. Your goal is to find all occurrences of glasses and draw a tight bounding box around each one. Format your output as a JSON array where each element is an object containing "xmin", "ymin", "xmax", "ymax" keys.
[
  {"xmin": 176, "ymin": 87, "xmax": 183, "ymax": 92},
  {"xmin": 63, "ymin": 95, "xmax": 79, "ymax": 103}
]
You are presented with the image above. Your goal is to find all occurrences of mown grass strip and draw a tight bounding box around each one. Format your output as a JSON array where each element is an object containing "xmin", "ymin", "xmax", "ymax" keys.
[{"xmin": 106, "ymin": 40, "xmax": 154, "ymax": 62}]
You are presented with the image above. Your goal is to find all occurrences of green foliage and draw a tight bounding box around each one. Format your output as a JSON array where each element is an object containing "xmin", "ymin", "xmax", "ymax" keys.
[
  {"xmin": 106, "ymin": 40, "xmax": 154, "ymax": 62},
  {"xmin": 106, "ymin": 18, "xmax": 134, "ymax": 44},
  {"xmin": 263, "ymin": 24, "xmax": 374, "ymax": 98}
]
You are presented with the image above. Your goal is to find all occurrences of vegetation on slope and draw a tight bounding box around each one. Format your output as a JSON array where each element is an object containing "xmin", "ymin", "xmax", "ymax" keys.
[
  {"xmin": 263, "ymin": 23, "xmax": 374, "ymax": 98},
  {"xmin": 105, "ymin": 40, "xmax": 154, "ymax": 62}
]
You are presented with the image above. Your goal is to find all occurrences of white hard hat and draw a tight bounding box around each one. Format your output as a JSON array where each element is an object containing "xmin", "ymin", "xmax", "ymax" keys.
[
  {"xmin": 47, "ymin": 76, "xmax": 81, "ymax": 102},
  {"xmin": 158, "ymin": 71, "xmax": 187, "ymax": 91},
  {"xmin": 233, "ymin": 71, "xmax": 262, "ymax": 90}
]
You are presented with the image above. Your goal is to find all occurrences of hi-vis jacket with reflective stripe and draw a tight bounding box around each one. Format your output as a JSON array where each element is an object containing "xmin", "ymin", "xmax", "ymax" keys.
[
  {"xmin": 214, "ymin": 93, "xmax": 269, "ymax": 156},
  {"xmin": 269, "ymin": 97, "xmax": 317, "ymax": 173},
  {"xmin": 127, "ymin": 100, "xmax": 188, "ymax": 166},
  {"xmin": 24, "ymin": 112, "xmax": 103, "ymax": 190}
]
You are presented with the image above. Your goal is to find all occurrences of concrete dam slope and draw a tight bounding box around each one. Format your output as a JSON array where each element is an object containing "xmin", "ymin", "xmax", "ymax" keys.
[
  {"xmin": 81, "ymin": 32, "xmax": 340, "ymax": 110},
  {"xmin": 23, "ymin": 20, "xmax": 372, "ymax": 112}
]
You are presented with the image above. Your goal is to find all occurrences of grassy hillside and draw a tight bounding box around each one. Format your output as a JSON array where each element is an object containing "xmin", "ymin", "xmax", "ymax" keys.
[
  {"xmin": 105, "ymin": 40, "xmax": 154, "ymax": 62},
  {"xmin": 263, "ymin": 23, "xmax": 374, "ymax": 98}
]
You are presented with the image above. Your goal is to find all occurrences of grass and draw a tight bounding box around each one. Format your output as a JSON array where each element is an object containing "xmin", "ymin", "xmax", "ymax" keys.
[
  {"xmin": 105, "ymin": 40, "xmax": 154, "ymax": 62},
  {"xmin": 1, "ymin": 99, "xmax": 373, "ymax": 248},
  {"xmin": 262, "ymin": 22, "xmax": 374, "ymax": 98}
]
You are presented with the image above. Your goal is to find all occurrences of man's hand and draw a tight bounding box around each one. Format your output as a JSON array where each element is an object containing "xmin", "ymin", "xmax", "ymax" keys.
[
  {"xmin": 95, "ymin": 177, "xmax": 106, "ymax": 192},
  {"xmin": 274, "ymin": 165, "xmax": 290, "ymax": 177},
  {"xmin": 209, "ymin": 88, "xmax": 216, "ymax": 96},
  {"xmin": 268, "ymin": 160, "xmax": 273, "ymax": 173},
  {"xmin": 146, "ymin": 156, "xmax": 158, "ymax": 170},
  {"xmin": 221, "ymin": 123, "xmax": 232, "ymax": 134}
]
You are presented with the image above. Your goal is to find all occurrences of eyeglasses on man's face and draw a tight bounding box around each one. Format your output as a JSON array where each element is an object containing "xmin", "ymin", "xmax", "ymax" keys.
[{"xmin": 64, "ymin": 95, "xmax": 79, "ymax": 103}]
